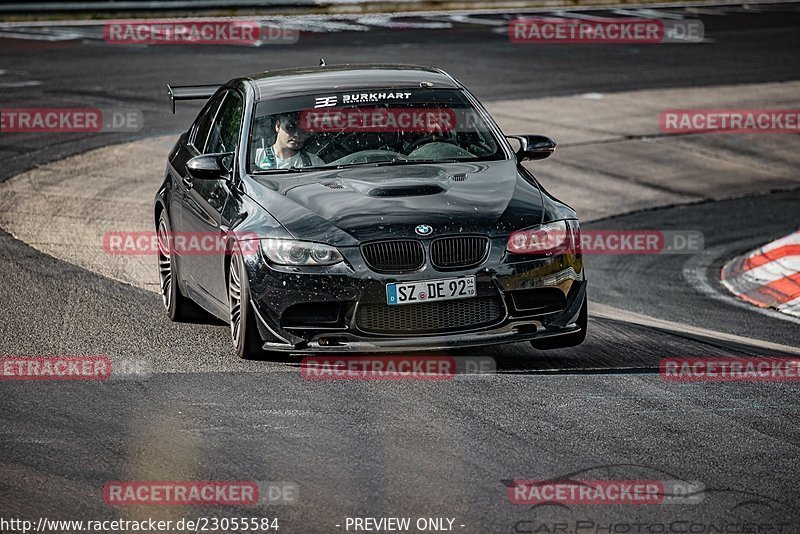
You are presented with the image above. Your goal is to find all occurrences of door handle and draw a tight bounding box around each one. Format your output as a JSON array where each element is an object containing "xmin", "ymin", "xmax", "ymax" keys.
[{"xmin": 182, "ymin": 176, "xmax": 193, "ymax": 189}]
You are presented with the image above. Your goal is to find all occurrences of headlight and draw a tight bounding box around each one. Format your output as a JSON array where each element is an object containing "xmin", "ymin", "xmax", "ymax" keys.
[
  {"xmin": 260, "ymin": 239, "xmax": 343, "ymax": 266},
  {"xmin": 506, "ymin": 220, "xmax": 579, "ymax": 255}
]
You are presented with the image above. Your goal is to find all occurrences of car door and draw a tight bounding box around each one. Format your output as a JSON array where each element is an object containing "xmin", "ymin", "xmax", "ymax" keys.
[
  {"xmin": 169, "ymin": 90, "xmax": 225, "ymax": 296},
  {"xmin": 181, "ymin": 89, "xmax": 244, "ymax": 308}
]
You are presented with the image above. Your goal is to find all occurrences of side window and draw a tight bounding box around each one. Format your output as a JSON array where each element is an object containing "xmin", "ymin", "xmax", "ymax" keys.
[
  {"xmin": 191, "ymin": 92, "xmax": 225, "ymax": 153},
  {"xmin": 205, "ymin": 91, "xmax": 244, "ymax": 155}
]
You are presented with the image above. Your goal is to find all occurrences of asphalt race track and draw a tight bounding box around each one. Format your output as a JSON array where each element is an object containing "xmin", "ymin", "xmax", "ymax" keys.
[{"xmin": 1, "ymin": 3, "xmax": 800, "ymax": 533}]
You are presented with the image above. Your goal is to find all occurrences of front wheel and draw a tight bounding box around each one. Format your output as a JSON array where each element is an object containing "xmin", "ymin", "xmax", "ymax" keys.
[
  {"xmin": 228, "ymin": 244, "xmax": 265, "ymax": 359},
  {"xmin": 530, "ymin": 294, "xmax": 587, "ymax": 350}
]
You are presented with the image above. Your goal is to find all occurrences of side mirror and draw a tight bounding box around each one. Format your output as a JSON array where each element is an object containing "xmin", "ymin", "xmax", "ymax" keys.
[
  {"xmin": 507, "ymin": 135, "xmax": 557, "ymax": 161},
  {"xmin": 186, "ymin": 152, "xmax": 233, "ymax": 181}
]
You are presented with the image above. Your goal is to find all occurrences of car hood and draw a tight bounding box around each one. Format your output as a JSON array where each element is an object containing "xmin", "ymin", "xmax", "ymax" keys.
[{"xmin": 244, "ymin": 160, "xmax": 544, "ymax": 246}]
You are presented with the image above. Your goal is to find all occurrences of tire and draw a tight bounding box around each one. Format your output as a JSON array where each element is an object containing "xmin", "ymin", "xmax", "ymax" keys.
[
  {"xmin": 228, "ymin": 244, "xmax": 265, "ymax": 359},
  {"xmin": 157, "ymin": 211, "xmax": 203, "ymax": 322},
  {"xmin": 530, "ymin": 294, "xmax": 587, "ymax": 350}
]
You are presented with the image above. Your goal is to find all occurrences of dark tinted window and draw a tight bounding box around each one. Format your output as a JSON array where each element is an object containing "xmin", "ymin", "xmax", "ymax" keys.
[
  {"xmin": 191, "ymin": 92, "xmax": 225, "ymax": 152},
  {"xmin": 205, "ymin": 91, "xmax": 244, "ymax": 154}
]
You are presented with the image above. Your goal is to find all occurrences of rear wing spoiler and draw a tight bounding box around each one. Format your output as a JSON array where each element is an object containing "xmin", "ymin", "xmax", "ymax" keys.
[{"xmin": 167, "ymin": 84, "xmax": 220, "ymax": 113}]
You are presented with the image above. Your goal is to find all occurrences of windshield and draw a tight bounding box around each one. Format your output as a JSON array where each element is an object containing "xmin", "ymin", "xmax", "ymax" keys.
[{"xmin": 247, "ymin": 88, "xmax": 505, "ymax": 173}]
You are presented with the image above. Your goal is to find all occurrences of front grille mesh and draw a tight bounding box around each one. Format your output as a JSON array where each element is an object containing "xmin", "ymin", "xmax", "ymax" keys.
[
  {"xmin": 361, "ymin": 240, "xmax": 424, "ymax": 272},
  {"xmin": 356, "ymin": 296, "xmax": 503, "ymax": 334},
  {"xmin": 431, "ymin": 236, "xmax": 489, "ymax": 269}
]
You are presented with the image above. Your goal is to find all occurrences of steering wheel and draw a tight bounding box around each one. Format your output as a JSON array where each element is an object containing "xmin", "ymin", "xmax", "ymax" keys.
[
  {"xmin": 329, "ymin": 150, "xmax": 407, "ymax": 166},
  {"xmin": 315, "ymin": 135, "xmax": 355, "ymax": 160},
  {"xmin": 405, "ymin": 133, "xmax": 460, "ymax": 154}
]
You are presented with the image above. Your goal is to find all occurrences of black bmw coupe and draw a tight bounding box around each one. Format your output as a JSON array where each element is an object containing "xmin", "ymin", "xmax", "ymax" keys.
[{"xmin": 155, "ymin": 64, "xmax": 586, "ymax": 358}]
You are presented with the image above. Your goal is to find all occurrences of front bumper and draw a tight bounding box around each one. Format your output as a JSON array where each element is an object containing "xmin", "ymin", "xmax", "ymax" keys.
[{"xmin": 243, "ymin": 237, "xmax": 586, "ymax": 353}]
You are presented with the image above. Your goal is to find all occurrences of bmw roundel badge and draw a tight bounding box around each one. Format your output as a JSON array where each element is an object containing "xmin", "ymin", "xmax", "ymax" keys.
[{"xmin": 415, "ymin": 224, "xmax": 433, "ymax": 236}]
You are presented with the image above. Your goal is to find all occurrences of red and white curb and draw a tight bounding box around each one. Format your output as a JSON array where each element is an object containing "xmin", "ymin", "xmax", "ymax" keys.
[{"xmin": 721, "ymin": 231, "xmax": 800, "ymax": 318}]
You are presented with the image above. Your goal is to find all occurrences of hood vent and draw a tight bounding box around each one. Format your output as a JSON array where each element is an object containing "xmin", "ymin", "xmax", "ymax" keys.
[
  {"xmin": 368, "ymin": 184, "xmax": 445, "ymax": 197},
  {"xmin": 450, "ymin": 173, "xmax": 468, "ymax": 182},
  {"xmin": 321, "ymin": 182, "xmax": 345, "ymax": 190}
]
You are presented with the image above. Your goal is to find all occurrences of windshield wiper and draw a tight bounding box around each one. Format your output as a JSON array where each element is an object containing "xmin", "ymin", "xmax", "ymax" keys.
[
  {"xmin": 251, "ymin": 165, "xmax": 327, "ymax": 174},
  {"xmin": 334, "ymin": 158, "xmax": 460, "ymax": 169},
  {"xmin": 333, "ymin": 161, "xmax": 384, "ymax": 169},
  {"xmin": 375, "ymin": 158, "xmax": 460, "ymax": 166},
  {"xmin": 253, "ymin": 159, "xmax": 464, "ymax": 174}
]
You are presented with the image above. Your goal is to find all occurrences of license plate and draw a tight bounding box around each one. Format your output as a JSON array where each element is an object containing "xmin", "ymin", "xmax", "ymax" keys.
[{"xmin": 386, "ymin": 276, "xmax": 476, "ymax": 306}]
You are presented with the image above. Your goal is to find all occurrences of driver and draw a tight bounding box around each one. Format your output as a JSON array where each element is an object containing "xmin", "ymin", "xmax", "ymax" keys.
[{"xmin": 255, "ymin": 112, "xmax": 324, "ymax": 169}]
